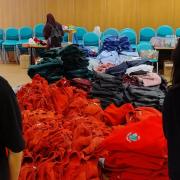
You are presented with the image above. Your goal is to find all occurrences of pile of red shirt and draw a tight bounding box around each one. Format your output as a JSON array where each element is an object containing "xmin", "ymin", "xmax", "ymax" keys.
[
  {"xmin": 17, "ymin": 75, "xmax": 168, "ymax": 180},
  {"xmin": 98, "ymin": 105, "xmax": 168, "ymax": 180},
  {"xmin": 17, "ymin": 75, "xmax": 112, "ymax": 180}
]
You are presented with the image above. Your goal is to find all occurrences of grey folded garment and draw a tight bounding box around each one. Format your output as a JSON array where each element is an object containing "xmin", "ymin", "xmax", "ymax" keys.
[
  {"xmin": 127, "ymin": 85, "xmax": 165, "ymax": 99},
  {"xmin": 124, "ymin": 85, "xmax": 165, "ymax": 110},
  {"xmin": 93, "ymin": 72, "xmax": 122, "ymax": 84}
]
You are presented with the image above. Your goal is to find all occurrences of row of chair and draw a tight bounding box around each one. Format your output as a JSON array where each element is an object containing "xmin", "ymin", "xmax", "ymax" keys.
[
  {"xmin": 75, "ymin": 25, "xmax": 180, "ymax": 49},
  {"xmin": 0, "ymin": 24, "xmax": 179, "ymax": 63},
  {"xmin": 0, "ymin": 24, "xmax": 44, "ymax": 63},
  {"xmin": 1, "ymin": 24, "xmax": 179, "ymax": 51}
]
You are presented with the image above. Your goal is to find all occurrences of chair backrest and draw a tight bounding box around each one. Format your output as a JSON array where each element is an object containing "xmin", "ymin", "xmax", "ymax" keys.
[
  {"xmin": 120, "ymin": 28, "xmax": 137, "ymax": 44},
  {"xmin": 156, "ymin": 25, "xmax": 174, "ymax": 37},
  {"xmin": 19, "ymin": 26, "xmax": 33, "ymax": 40},
  {"xmin": 102, "ymin": 28, "xmax": 119, "ymax": 38},
  {"xmin": 176, "ymin": 28, "xmax": 180, "ymax": 37},
  {"xmin": 63, "ymin": 32, "xmax": 68, "ymax": 42},
  {"xmin": 83, "ymin": 32, "xmax": 99, "ymax": 46},
  {"xmin": 34, "ymin": 23, "xmax": 44, "ymax": 38},
  {"xmin": 5, "ymin": 27, "xmax": 19, "ymax": 41},
  {"xmin": 139, "ymin": 27, "xmax": 155, "ymax": 42},
  {"xmin": 137, "ymin": 42, "xmax": 153, "ymax": 53},
  {"xmin": 75, "ymin": 27, "xmax": 88, "ymax": 40},
  {"xmin": 0, "ymin": 29, "xmax": 4, "ymax": 40}
]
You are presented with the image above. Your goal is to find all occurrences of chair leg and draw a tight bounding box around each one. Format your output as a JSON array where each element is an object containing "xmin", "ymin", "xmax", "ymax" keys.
[
  {"xmin": 5, "ymin": 51, "xmax": 9, "ymax": 64},
  {"xmin": 3, "ymin": 46, "xmax": 10, "ymax": 64},
  {"xmin": 0, "ymin": 48, "xmax": 2, "ymax": 63},
  {"xmin": 14, "ymin": 46, "xmax": 19, "ymax": 64},
  {"xmin": 15, "ymin": 45, "xmax": 20, "ymax": 64},
  {"xmin": 2, "ymin": 46, "xmax": 4, "ymax": 63},
  {"xmin": 156, "ymin": 62, "xmax": 159, "ymax": 74},
  {"xmin": 2, "ymin": 46, "xmax": 6, "ymax": 64}
]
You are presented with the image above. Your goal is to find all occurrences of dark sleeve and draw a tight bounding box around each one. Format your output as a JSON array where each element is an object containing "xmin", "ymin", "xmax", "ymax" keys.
[
  {"xmin": 43, "ymin": 24, "xmax": 52, "ymax": 40},
  {"xmin": 57, "ymin": 22, "xmax": 64, "ymax": 36},
  {"xmin": 0, "ymin": 78, "xmax": 25, "ymax": 153}
]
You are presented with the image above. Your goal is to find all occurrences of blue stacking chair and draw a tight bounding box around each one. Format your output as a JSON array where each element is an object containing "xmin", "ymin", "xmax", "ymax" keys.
[
  {"xmin": 83, "ymin": 32, "xmax": 99, "ymax": 52},
  {"xmin": 137, "ymin": 42, "xmax": 154, "ymax": 52},
  {"xmin": 63, "ymin": 32, "xmax": 68, "ymax": 43},
  {"xmin": 137, "ymin": 42, "xmax": 158, "ymax": 73},
  {"xmin": 156, "ymin": 25, "xmax": 174, "ymax": 37},
  {"xmin": 2, "ymin": 27, "xmax": 19, "ymax": 63},
  {"xmin": 102, "ymin": 28, "xmax": 119, "ymax": 38},
  {"xmin": 0, "ymin": 29, "xmax": 4, "ymax": 47},
  {"xmin": 176, "ymin": 28, "xmax": 180, "ymax": 37},
  {"xmin": 75, "ymin": 27, "xmax": 87, "ymax": 45},
  {"xmin": 83, "ymin": 32, "xmax": 99, "ymax": 46},
  {"xmin": 19, "ymin": 26, "xmax": 33, "ymax": 44},
  {"xmin": 16, "ymin": 26, "xmax": 33, "ymax": 60},
  {"xmin": 0, "ymin": 29, "xmax": 4, "ymax": 60},
  {"xmin": 120, "ymin": 28, "xmax": 137, "ymax": 50},
  {"xmin": 34, "ymin": 23, "xmax": 45, "ymax": 40},
  {"xmin": 139, "ymin": 27, "xmax": 155, "ymax": 44}
]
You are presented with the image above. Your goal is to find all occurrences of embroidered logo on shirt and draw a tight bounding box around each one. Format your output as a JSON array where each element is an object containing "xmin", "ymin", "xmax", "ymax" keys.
[{"xmin": 126, "ymin": 132, "xmax": 140, "ymax": 143}]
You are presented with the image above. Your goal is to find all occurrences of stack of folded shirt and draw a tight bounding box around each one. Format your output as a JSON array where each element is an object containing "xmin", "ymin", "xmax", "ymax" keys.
[
  {"xmin": 98, "ymin": 106, "xmax": 168, "ymax": 180},
  {"xmin": 28, "ymin": 44, "xmax": 93, "ymax": 83},
  {"xmin": 124, "ymin": 85, "xmax": 165, "ymax": 110},
  {"xmin": 100, "ymin": 36, "xmax": 133, "ymax": 54},
  {"xmin": 90, "ymin": 73, "xmax": 125, "ymax": 109}
]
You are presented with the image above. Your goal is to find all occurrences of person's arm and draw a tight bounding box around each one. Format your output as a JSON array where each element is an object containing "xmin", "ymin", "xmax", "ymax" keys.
[
  {"xmin": 57, "ymin": 23, "xmax": 64, "ymax": 36},
  {"xmin": 0, "ymin": 77, "xmax": 25, "ymax": 180},
  {"xmin": 8, "ymin": 151, "xmax": 23, "ymax": 180}
]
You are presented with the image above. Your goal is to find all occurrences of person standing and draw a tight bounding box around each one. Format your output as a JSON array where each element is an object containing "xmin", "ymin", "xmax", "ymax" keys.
[
  {"xmin": 0, "ymin": 76, "xmax": 25, "ymax": 180},
  {"xmin": 163, "ymin": 39, "xmax": 180, "ymax": 180},
  {"xmin": 43, "ymin": 13, "xmax": 64, "ymax": 48}
]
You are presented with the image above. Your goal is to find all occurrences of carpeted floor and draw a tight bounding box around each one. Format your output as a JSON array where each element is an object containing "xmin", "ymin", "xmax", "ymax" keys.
[{"xmin": 0, "ymin": 64, "xmax": 31, "ymax": 88}]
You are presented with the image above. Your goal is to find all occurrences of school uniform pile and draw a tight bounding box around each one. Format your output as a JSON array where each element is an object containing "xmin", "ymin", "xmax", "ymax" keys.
[
  {"xmin": 16, "ymin": 74, "xmax": 169, "ymax": 180},
  {"xmin": 90, "ymin": 70, "xmax": 166, "ymax": 110},
  {"xmin": 17, "ymin": 75, "xmax": 112, "ymax": 180},
  {"xmin": 100, "ymin": 36, "xmax": 133, "ymax": 54},
  {"xmin": 88, "ymin": 38, "xmax": 139, "ymax": 72},
  {"xmin": 89, "ymin": 73, "xmax": 125, "ymax": 109},
  {"xmin": 98, "ymin": 104, "xmax": 168, "ymax": 180},
  {"xmin": 28, "ymin": 44, "xmax": 93, "ymax": 83},
  {"xmin": 17, "ymin": 34, "xmax": 169, "ymax": 180}
]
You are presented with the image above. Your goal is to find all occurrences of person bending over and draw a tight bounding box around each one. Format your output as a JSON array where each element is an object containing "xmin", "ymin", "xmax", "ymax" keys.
[
  {"xmin": 43, "ymin": 13, "xmax": 64, "ymax": 48},
  {"xmin": 0, "ymin": 76, "xmax": 25, "ymax": 180},
  {"xmin": 163, "ymin": 39, "xmax": 180, "ymax": 180}
]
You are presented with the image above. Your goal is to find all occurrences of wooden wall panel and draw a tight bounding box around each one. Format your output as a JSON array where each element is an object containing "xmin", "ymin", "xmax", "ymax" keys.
[
  {"xmin": 174, "ymin": 0, "xmax": 180, "ymax": 28},
  {"xmin": 74, "ymin": 0, "xmax": 105, "ymax": 30},
  {"xmin": 0, "ymin": 0, "xmax": 179, "ymax": 32},
  {"xmin": 137, "ymin": 0, "xmax": 174, "ymax": 30},
  {"xmin": 55, "ymin": 0, "xmax": 75, "ymax": 26},
  {"xmin": 105, "ymin": 0, "xmax": 138, "ymax": 31},
  {"xmin": 0, "ymin": 0, "xmax": 49, "ymax": 28}
]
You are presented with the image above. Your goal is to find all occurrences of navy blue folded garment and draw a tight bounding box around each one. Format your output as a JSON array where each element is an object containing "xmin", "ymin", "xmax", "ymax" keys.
[
  {"xmin": 78, "ymin": 45, "xmax": 98, "ymax": 57},
  {"xmin": 99, "ymin": 36, "xmax": 133, "ymax": 54},
  {"xmin": 105, "ymin": 59, "xmax": 151, "ymax": 76}
]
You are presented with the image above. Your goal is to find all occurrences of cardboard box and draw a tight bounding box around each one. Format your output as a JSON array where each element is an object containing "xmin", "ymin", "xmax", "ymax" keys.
[
  {"xmin": 164, "ymin": 61, "xmax": 173, "ymax": 79},
  {"xmin": 19, "ymin": 55, "xmax": 30, "ymax": 69}
]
